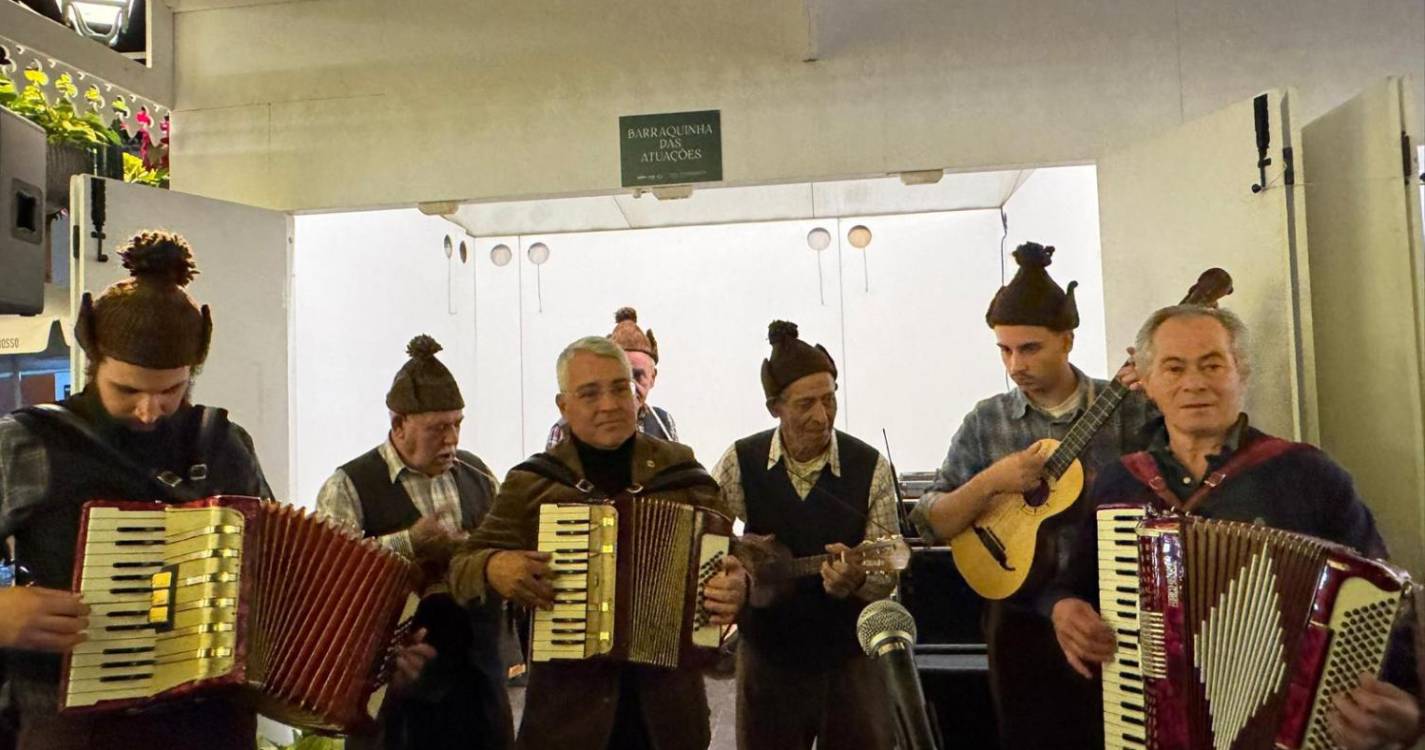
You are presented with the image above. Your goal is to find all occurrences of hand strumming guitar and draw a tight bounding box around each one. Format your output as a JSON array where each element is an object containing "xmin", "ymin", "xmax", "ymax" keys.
[{"xmin": 820, "ymin": 542, "xmax": 867, "ymax": 599}]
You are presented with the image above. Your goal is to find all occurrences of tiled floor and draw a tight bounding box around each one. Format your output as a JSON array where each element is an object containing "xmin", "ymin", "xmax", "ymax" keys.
[{"xmin": 509, "ymin": 677, "xmax": 739, "ymax": 749}]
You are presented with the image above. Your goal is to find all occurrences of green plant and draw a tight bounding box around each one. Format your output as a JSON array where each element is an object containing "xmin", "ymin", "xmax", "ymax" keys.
[
  {"xmin": 0, "ymin": 69, "xmax": 121, "ymax": 150},
  {"xmin": 256, "ymin": 729, "xmax": 345, "ymax": 750},
  {"xmin": 124, "ymin": 151, "xmax": 169, "ymax": 188}
]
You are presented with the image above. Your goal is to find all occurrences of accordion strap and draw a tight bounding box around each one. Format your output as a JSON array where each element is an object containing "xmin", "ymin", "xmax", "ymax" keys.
[
  {"xmin": 1121, "ymin": 434, "xmax": 1301, "ymax": 514},
  {"xmin": 513, "ymin": 453, "xmax": 601, "ymax": 498}
]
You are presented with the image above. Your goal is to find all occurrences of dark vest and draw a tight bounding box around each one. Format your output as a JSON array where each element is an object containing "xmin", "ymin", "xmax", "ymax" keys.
[
  {"xmin": 734, "ymin": 429, "xmax": 879, "ymax": 670},
  {"xmin": 3, "ymin": 395, "xmax": 266, "ymax": 712},
  {"xmin": 338, "ymin": 447, "xmax": 496, "ymax": 536},
  {"xmin": 338, "ymin": 447, "xmax": 512, "ymax": 750}
]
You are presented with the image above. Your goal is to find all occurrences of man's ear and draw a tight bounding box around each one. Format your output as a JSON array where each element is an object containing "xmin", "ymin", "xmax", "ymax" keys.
[
  {"xmin": 555, "ymin": 393, "xmax": 568, "ymax": 420},
  {"xmin": 765, "ymin": 398, "xmax": 781, "ymax": 420}
]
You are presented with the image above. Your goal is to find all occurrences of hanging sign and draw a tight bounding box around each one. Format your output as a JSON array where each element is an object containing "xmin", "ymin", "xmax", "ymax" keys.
[{"xmin": 619, "ymin": 109, "xmax": 722, "ymax": 188}]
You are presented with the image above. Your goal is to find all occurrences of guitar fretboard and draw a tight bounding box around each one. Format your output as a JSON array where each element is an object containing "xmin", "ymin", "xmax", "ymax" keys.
[{"xmin": 1045, "ymin": 378, "xmax": 1131, "ymax": 479}]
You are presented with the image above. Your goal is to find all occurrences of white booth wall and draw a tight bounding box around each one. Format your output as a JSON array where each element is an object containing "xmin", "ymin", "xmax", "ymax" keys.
[{"xmin": 291, "ymin": 168, "xmax": 1104, "ymax": 505}]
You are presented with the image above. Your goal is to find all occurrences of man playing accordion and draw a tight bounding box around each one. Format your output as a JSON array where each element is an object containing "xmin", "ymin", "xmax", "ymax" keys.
[
  {"xmin": 447, "ymin": 335, "xmax": 749, "ymax": 750},
  {"xmin": 1044, "ymin": 304, "xmax": 1423, "ymax": 750}
]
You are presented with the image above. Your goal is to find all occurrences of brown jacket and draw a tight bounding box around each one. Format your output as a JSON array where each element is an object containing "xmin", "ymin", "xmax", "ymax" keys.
[{"xmin": 448, "ymin": 433, "xmax": 729, "ymax": 750}]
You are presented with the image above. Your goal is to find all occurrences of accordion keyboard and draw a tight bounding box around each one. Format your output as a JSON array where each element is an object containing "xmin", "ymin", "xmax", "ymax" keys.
[
  {"xmin": 532, "ymin": 504, "xmax": 617, "ymax": 662},
  {"xmin": 66, "ymin": 508, "xmax": 167, "ymax": 707},
  {"xmin": 1098, "ymin": 505, "xmax": 1148, "ymax": 750}
]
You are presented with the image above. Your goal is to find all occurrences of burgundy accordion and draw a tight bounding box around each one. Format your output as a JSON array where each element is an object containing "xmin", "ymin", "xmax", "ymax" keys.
[
  {"xmin": 60, "ymin": 496, "xmax": 419, "ymax": 732},
  {"xmin": 1098, "ymin": 506, "xmax": 1414, "ymax": 750}
]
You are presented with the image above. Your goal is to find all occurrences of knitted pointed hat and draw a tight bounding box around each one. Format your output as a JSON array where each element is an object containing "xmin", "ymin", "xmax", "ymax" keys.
[
  {"xmin": 386, "ymin": 335, "xmax": 465, "ymax": 414},
  {"xmin": 985, "ymin": 242, "xmax": 1079, "ymax": 331},
  {"xmin": 74, "ymin": 230, "xmax": 212, "ymax": 369},
  {"xmin": 760, "ymin": 320, "xmax": 836, "ymax": 400},
  {"xmin": 608, "ymin": 307, "xmax": 659, "ymax": 363}
]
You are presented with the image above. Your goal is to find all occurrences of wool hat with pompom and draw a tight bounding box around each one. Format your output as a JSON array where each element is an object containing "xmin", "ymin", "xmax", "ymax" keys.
[
  {"xmin": 386, "ymin": 335, "xmax": 465, "ymax": 414},
  {"xmin": 74, "ymin": 230, "xmax": 213, "ymax": 369},
  {"xmin": 760, "ymin": 320, "xmax": 837, "ymax": 401},
  {"xmin": 608, "ymin": 307, "xmax": 659, "ymax": 363},
  {"xmin": 985, "ymin": 241, "xmax": 1079, "ymax": 331}
]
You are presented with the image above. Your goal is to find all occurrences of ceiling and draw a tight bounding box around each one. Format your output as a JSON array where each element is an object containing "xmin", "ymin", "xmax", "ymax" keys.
[{"xmin": 442, "ymin": 168, "xmax": 1033, "ymax": 238}]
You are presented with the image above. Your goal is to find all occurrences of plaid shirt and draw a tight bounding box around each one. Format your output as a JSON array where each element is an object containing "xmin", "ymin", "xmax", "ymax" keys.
[
  {"xmin": 315, "ymin": 439, "xmax": 499, "ymax": 560},
  {"xmin": 910, "ymin": 366, "xmax": 1155, "ymax": 542}
]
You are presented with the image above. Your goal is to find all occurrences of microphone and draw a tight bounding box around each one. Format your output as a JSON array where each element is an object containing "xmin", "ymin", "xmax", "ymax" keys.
[{"xmin": 857, "ymin": 600, "xmax": 940, "ymax": 750}]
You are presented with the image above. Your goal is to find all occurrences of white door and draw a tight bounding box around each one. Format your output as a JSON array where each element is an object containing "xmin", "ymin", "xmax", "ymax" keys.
[
  {"xmin": 69, "ymin": 177, "xmax": 293, "ymax": 501},
  {"xmin": 1303, "ymin": 77, "xmax": 1425, "ymax": 576},
  {"xmin": 1097, "ymin": 89, "xmax": 1316, "ymax": 442}
]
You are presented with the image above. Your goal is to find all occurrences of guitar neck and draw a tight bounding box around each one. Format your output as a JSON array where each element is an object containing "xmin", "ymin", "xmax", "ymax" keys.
[
  {"xmin": 775, "ymin": 554, "xmax": 832, "ymax": 580},
  {"xmin": 1045, "ymin": 377, "xmax": 1131, "ymax": 479}
]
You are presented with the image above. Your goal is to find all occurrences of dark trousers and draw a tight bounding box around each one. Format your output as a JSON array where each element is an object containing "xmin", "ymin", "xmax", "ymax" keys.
[
  {"xmin": 17, "ymin": 700, "xmax": 255, "ymax": 750},
  {"xmin": 984, "ymin": 602, "xmax": 1102, "ymax": 750},
  {"xmin": 735, "ymin": 644, "xmax": 894, "ymax": 750}
]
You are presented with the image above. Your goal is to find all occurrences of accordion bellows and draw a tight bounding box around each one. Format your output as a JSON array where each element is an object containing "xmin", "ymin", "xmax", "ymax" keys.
[
  {"xmin": 1098, "ymin": 508, "xmax": 1413, "ymax": 750},
  {"xmin": 60, "ymin": 496, "xmax": 418, "ymax": 732}
]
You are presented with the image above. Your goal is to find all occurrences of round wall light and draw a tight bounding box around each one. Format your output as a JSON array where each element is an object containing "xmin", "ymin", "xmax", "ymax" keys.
[
  {"xmin": 528, "ymin": 242, "xmax": 550, "ymax": 265},
  {"xmin": 847, "ymin": 225, "xmax": 872, "ymax": 249},
  {"xmin": 490, "ymin": 244, "xmax": 513, "ymax": 266},
  {"xmin": 806, "ymin": 227, "xmax": 832, "ymax": 251}
]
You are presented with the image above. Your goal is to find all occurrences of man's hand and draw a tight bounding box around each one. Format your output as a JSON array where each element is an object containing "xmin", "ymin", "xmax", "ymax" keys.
[
  {"xmin": 486, "ymin": 550, "xmax": 555, "ymax": 610},
  {"xmin": 1051, "ymin": 597, "xmax": 1117, "ymax": 679},
  {"xmin": 821, "ymin": 542, "xmax": 867, "ymax": 599},
  {"xmin": 0, "ymin": 587, "xmax": 89, "ymax": 652},
  {"xmin": 981, "ymin": 442, "xmax": 1052, "ymax": 496},
  {"xmin": 703, "ymin": 555, "xmax": 749, "ymax": 626},
  {"xmin": 409, "ymin": 515, "xmax": 464, "ymax": 564},
  {"xmin": 1329, "ymin": 673, "xmax": 1421, "ymax": 750},
  {"xmin": 392, "ymin": 627, "xmax": 437, "ymax": 692},
  {"xmin": 1115, "ymin": 347, "xmax": 1143, "ymax": 392}
]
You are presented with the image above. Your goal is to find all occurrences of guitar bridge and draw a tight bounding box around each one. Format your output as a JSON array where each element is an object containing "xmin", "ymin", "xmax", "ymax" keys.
[{"xmin": 972, "ymin": 526, "xmax": 1015, "ymax": 571}]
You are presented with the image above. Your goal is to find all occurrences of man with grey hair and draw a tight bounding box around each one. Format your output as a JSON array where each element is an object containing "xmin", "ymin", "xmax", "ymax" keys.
[
  {"xmin": 448, "ymin": 335, "xmax": 748, "ymax": 750},
  {"xmin": 1044, "ymin": 304, "xmax": 1422, "ymax": 750},
  {"xmin": 316, "ymin": 334, "xmax": 512, "ymax": 750}
]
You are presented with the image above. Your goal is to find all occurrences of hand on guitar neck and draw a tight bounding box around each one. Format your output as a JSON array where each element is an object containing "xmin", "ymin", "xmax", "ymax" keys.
[{"xmin": 736, "ymin": 535, "xmax": 911, "ymax": 608}]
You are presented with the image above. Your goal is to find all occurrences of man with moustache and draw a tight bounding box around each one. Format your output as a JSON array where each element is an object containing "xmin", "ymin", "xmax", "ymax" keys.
[
  {"xmin": 711, "ymin": 321, "xmax": 898, "ymax": 750},
  {"xmin": 546, "ymin": 308, "xmax": 677, "ymax": 448},
  {"xmin": 909, "ymin": 242, "xmax": 1152, "ymax": 749},
  {"xmin": 1045, "ymin": 305, "xmax": 1423, "ymax": 750},
  {"xmin": 448, "ymin": 335, "xmax": 748, "ymax": 750},
  {"xmin": 317, "ymin": 335, "xmax": 513, "ymax": 750}
]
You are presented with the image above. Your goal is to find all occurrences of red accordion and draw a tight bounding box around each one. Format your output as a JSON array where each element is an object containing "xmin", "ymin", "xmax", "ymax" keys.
[
  {"xmin": 60, "ymin": 496, "xmax": 418, "ymax": 732},
  {"xmin": 1098, "ymin": 507, "xmax": 1414, "ymax": 750}
]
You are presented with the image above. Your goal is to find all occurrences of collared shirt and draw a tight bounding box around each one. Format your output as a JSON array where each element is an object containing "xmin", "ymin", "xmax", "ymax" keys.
[
  {"xmin": 910, "ymin": 366, "xmax": 1155, "ymax": 542},
  {"xmin": 711, "ymin": 427, "xmax": 900, "ymax": 600},
  {"xmin": 1145, "ymin": 413, "xmax": 1247, "ymax": 500},
  {"xmin": 315, "ymin": 439, "xmax": 495, "ymax": 559}
]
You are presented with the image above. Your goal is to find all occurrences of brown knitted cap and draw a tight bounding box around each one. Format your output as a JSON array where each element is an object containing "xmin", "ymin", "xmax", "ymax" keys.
[
  {"xmin": 74, "ymin": 230, "xmax": 212, "ymax": 369},
  {"xmin": 608, "ymin": 307, "xmax": 659, "ymax": 363},
  {"xmin": 386, "ymin": 335, "xmax": 465, "ymax": 414},
  {"xmin": 760, "ymin": 320, "xmax": 837, "ymax": 400},
  {"xmin": 985, "ymin": 242, "xmax": 1079, "ymax": 331}
]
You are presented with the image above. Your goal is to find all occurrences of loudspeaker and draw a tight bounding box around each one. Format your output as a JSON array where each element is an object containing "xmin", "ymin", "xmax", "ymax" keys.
[{"xmin": 0, "ymin": 107, "xmax": 47, "ymax": 315}]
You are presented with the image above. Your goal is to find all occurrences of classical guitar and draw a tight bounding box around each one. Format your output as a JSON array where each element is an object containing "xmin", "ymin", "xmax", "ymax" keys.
[
  {"xmin": 951, "ymin": 268, "xmax": 1234, "ymax": 600},
  {"xmin": 735, "ymin": 535, "xmax": 912, "ymax": 607}
]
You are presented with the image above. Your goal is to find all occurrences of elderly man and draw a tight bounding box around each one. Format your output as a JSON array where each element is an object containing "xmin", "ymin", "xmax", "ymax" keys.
[
  {"xmin": 449, "ymin": 335, "xmax": 747, "ymax": 750},
  {"xmin": 0, "ymin": 232, "xmax": 271, "ymax": 749},
  {"xmin": 1046, "ymin": 304, "xmax": 1422, "ymax": 750},
  {"xmin": 546, "ymin": 307, "xmax": 677, "ymax": 448},
  {"xmin": 316, "ymin": 335, "xmax": 513, "ymax": 750},
  {"xmin": 910, "ymin": 242, "xmax": 1152, "ymax": 749},
  {"xmin": 711, "ymin": 320, "xmax": 897, "ymax": 750}
]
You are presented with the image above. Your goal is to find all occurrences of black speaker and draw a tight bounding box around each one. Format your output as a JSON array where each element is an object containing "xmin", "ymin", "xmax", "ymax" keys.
[{"xmin": 0, "ymin": 107, "xmax": 47, "ymax": 315}]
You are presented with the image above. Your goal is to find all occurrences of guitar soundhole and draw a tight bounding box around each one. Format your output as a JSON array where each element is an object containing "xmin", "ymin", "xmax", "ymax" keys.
[{"xmin": 1023, "ymin": 481, "xmax": 1050, "ymax": 508}]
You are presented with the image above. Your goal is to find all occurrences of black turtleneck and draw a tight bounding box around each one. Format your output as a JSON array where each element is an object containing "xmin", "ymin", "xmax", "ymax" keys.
[{"xmin": 572, "ymin": 433, "xmax": 635, "ymax": 497}]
